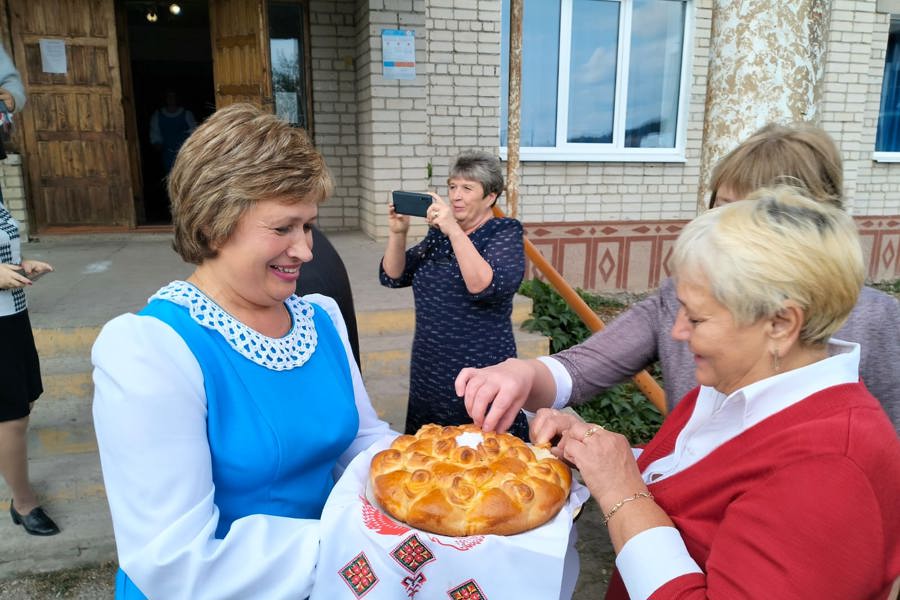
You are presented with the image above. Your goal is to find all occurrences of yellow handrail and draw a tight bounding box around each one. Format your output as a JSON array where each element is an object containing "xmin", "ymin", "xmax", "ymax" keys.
[{"xmin": 495, "ymin": 206, "xmax": 668, "ymax": 415}]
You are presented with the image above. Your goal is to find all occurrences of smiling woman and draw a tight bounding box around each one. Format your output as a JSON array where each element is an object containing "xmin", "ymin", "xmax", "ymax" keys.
[{"xmin": 90, "ymin": 103, "xmax": 392, "ymax": 600}]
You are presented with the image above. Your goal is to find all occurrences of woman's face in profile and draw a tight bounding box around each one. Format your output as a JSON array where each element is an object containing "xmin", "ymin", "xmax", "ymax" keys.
[
  {"xmin": 206, "ymin": 197, "xmax": 318, "ymax": 310},
  {"xmin": 671, "ymin": 274, "xmax": 772, "ymax": 395},
  {"xmin": 447, "ymin": 177, "xmax": 496, "ymax": 230},
  {"xmin": 711, "ymin": 185, "xmax": 741, "ymax": 208}
]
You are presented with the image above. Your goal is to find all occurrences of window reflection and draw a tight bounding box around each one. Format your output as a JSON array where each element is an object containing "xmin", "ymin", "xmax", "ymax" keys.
[
  {"xmin": 501, "ymin": 0, "xmax": 560, "ymax": 147},
  {"xmin": 877, "ymin": 18, "xmax": 900, "ymax": 152},
  {"xmin": 567, "ymin": 0, "xmax": 619, "ymax": 144},
  {"xmin": 625, "ymin": 0, "xmax": 685, "ymax": 148},
  {"xmin": 269, "ymin": 2, "xmax": 309, "ymax": 130}
]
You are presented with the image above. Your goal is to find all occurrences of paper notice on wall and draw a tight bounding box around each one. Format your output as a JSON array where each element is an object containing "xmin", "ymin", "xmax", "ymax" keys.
[
  {"xmin": 382, "ymin": 29, "xmax": 415, "ymax": 80},
  {"xmin": 39, "ymin": 39, "xmax": 67, "ymax": 74}
]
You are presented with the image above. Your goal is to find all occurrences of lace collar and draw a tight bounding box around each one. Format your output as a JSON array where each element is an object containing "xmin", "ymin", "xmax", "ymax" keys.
[{"xmin": 150, "ymin": 281, "xmax": 318, "ymax": 371}]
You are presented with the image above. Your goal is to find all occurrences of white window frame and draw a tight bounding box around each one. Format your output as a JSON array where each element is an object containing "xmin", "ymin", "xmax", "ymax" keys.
[
  {"xmin": 874, "ymin": 15, "xmax": 900, "ymax": 162},
  {"xmin": 500, "ymin": 0, "xmax": 694, "ymax": 163}
]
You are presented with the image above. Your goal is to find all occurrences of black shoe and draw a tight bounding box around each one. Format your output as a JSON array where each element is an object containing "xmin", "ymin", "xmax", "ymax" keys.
[{"xmin": 10, "ymin": 502, "xmax": 60, "ymax": 536}]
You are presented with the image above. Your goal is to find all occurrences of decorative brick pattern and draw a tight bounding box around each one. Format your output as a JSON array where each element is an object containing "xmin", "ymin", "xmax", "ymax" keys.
[{"xmin": 525, "ymin": 215, "xmax": 900, "ymax": 293}]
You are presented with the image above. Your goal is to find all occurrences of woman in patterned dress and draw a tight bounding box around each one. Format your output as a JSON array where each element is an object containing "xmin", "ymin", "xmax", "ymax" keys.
[
  {"xmin": 0, "ymin": 44, "xmax": 59, "ymax": 537},
  {"xmin": 91, "ymin": 103, "xmax": 391, "ymax": 599},
  {"xmin": 380, "ymin": 151, "xmax": 528, "ymax": 438}
]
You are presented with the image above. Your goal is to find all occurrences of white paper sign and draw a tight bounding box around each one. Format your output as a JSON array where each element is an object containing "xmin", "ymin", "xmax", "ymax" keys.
[
  {"xmin": 39, "ymin": 39, "xmax": 67, "ymax": 74},
  {"xmin": 382, "ymin": 29, "xmax": 416, "ymax": 80}
]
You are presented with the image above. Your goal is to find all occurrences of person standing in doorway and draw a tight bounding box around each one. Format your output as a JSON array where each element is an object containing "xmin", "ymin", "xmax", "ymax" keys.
[
  {"xmin": 149, "ymin": 89, "xmax": 197, "ymax": 177},
  {"xmin": 0, "ymin": 44, "xmax": 59, "ymax": 536}
]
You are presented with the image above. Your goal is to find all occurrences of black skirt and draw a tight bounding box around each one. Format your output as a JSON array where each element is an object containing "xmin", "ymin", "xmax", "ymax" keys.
[{"xmin": 0, "ymin": 309, "xmax": 43, "ymax": 421}]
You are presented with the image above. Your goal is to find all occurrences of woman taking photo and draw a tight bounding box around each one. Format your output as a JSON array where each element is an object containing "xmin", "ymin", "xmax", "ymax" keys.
[
  {"xmin": 380, "ymin": 151, "xmax": 529, "ymax": 438},
  {"xmin": 525, "ymin": 188, "xmax": 900, "ymax": 598},
  {"xmin": 92, "ymin": 103, "xmax": 391, "ymax": 599}
]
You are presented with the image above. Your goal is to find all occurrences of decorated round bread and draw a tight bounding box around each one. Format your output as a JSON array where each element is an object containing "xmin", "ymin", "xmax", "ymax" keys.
[{"xmin": 369, "ymin": 423, "xmax": 572, "ymax": 536}]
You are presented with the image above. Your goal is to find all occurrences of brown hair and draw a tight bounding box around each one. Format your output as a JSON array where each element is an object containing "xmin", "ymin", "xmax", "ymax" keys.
[
  {"xmin": 168, "ymin": 103, "xmax": 333, "ymax": 264},
  {"xmin": 708, "ymin": 123, "xmax": 843, "ymax": 210},
  {"xmin": 448, "ymin": 150, "xmax": 505, "ymax": 205}
]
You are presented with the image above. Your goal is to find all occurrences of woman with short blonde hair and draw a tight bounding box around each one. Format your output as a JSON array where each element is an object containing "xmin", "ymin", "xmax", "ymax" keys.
[{"xmin": 527, "ymin": 187, "xmax": 900, "ymax": 599}]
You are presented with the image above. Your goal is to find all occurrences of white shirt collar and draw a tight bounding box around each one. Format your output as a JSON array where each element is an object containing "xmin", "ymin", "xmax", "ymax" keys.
[{"xmin": 698, "ymin": 338, "xmax": 860, "ymax": 430}]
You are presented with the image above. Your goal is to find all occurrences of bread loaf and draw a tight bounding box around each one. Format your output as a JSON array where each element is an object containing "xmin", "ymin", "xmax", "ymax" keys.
[{"xmin": 369, "ymin": 423, "xmax": 572, "ymax": 536}]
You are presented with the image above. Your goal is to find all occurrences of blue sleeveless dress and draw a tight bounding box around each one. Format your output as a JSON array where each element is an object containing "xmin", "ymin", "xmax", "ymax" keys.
[{"xmin": 115, "ymin": 286, "xmax": 359, "ymax": 599}]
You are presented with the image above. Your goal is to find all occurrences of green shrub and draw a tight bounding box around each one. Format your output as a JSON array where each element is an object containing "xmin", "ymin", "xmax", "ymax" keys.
[{"xmin": 519, "ymin": 279, "xmax": 663, "ymax": 444}]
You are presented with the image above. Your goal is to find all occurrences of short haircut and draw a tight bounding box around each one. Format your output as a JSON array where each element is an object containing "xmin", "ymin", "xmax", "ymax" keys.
[
  {"xmin": 708, "ymin": 123, "xmax": 844, "ymax": 210},
  {"xmin": 168, "ymin": 103, "xmax": 333, "ymax": 264},
  {"xmin": 674, "ymin": 186, "xmax": 863, "ymax": 345},
  {"xmin": 448, "ymin": 150, "xmax": 505, "ymax": 205}
]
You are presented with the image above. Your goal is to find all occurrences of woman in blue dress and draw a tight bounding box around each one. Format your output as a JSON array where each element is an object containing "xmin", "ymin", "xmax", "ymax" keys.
[
  {"xmin": 380, "ymin": 151, "xmax": 529, "ymax": 439},
  {"xmin": 92, "ymin": 103, "xmax": 391, "ymax": 599}
]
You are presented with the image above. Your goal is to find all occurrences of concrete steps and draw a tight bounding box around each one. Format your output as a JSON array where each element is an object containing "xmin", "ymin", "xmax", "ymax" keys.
[{"xmin": 1, "ymin": 296, "xmax": 548, "ymax": 578}]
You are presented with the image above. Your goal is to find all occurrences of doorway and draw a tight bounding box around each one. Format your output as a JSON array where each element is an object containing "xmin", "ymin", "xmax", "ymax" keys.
[{"xmin": 121, "ymin": 0, "xmax": 215, "ymax": 225}]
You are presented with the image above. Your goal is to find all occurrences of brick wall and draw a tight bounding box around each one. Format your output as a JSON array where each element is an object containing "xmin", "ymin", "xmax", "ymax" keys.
[{"xmin": 1, "ymin": 155, "xmax": 27, "ymax": 239}]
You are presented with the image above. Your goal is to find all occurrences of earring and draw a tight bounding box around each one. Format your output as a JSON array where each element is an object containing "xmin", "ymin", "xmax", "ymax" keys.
[{"xmin": 771, "ymin": 349, "xmax": 781, "ymax": 373}]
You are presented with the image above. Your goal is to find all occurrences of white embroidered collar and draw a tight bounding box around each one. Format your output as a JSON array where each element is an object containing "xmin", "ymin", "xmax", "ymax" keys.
[{"xmin": 150, "ymin": 281, "xmax": 318, "ymax": 371}]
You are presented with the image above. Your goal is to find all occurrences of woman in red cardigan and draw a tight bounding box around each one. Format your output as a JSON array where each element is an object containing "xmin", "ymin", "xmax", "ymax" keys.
[{"xmin": 530, "ymin": 187, "xmax": 900, "ymax": 599}]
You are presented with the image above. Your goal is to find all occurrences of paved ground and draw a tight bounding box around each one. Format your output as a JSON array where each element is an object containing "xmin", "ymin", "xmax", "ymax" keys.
[{"xmin": 1, "ymin": 231, "xmax": 615, "ymax": 598}]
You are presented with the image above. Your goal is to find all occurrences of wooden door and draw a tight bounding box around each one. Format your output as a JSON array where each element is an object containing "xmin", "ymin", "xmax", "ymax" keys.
[
  {"xmin": 9, "ymin": 0, "xmax": 134, "ymax": 228},
  {"xmin": 209, "ymin": 0, "xmax": 273, "ymax": 110}
]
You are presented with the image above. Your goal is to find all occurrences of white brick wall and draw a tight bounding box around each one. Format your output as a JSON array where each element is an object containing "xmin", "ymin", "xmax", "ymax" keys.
[
  {"xmin": 1, "ymin": 155, "xmax": 28, "ymax": 239},
  {"xmin": 852, "ymin": 4, "xmax": 900, "ymax": 215}
]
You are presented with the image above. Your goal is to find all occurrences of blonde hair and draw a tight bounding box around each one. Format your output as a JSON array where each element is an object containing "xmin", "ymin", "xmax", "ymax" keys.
[
  {"xmin": 674, "ymin": 186, "xmax": 863, "ymax": 345},
  {"xmin": 709, "ymin": 123, "xmax": 843, "ymax": 210},
  {"xmin": 168, "ymin": 103, "xmax": 333, "ymax": 264}
]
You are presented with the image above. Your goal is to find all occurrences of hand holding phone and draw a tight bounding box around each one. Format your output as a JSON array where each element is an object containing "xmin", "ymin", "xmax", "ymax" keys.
[
  {"xmin": 27, "ymin": 270, "xmax": 50, "ymax": 282},
  {"xmin": 392, "ymin": 191, "xmax": 433, "ymax": 217}
]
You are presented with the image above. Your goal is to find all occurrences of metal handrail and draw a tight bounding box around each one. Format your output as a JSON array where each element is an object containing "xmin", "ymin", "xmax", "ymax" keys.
[{"xmin": 495, "ymin": 206, "xmax": 668, "ymax": 415}]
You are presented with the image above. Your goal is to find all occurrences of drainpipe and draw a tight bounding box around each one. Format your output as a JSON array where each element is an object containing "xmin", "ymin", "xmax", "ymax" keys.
[{"xmin": 506, "ymin": 0, "xmax": 523, "ymax": 218}]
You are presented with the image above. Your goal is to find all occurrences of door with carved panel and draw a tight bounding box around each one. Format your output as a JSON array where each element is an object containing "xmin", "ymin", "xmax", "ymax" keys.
[{"xmin": 9, "ymin": 0, "xmax": 134, "ymax": 228}]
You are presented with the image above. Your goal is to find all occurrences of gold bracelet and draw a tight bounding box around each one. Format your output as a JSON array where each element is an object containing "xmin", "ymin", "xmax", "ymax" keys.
[{"xmin": 602, "ymin": 491, "xmax": 654, "ymax": 525}]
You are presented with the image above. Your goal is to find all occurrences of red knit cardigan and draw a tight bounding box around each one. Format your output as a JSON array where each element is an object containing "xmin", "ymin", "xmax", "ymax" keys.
[{"xmin": 604, "ymin": 382, "xmax": 900, "ymax": 600}]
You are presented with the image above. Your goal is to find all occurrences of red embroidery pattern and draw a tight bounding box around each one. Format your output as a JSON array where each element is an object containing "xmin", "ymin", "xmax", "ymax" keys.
[
  {"xmin": 392, "ymin": 534, "xmax": 436, "ymax": 574},
  {"xmin": 401, "ymin": 572, "xmax": 427, "ymax": 598},
  {"xmin": 360, "ymin": 494, "xmax": 411, "ymax": 535},
  {"xmin": 447, "ymin": 579, "xmax": 487, "ymax": 599},
  {"xmin": 428, "ymin": 534, "xmax": 486, "ymax": 551},
  {"xmin": 339, "ymin": 552, "xmax": 378, "ymax": 598}
]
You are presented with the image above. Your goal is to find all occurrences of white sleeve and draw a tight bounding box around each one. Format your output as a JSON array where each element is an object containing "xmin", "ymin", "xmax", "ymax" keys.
[
  {"xmin": 91, "ymin": 314, "xmax": 321, "ymax": 600},
  {"xmin": 303, "ymin": 294, "xmax": 396, "ymax": 477},
  {"xmin": 537, "ymin": 355, "xmax": 574, "ymax": 409},
  {"xmin": 615, "ymin": 526, "xmax": 702, "ymax": 600}
]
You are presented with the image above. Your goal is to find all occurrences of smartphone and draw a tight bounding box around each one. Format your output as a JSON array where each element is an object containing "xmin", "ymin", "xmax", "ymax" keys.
[
  {"xmin": 27, "ymin": 270, "xmax": 50, "ymax": 282},
  {"xmin": 392, "ymin": 191, "xmax": 433, "ymax": 217}
]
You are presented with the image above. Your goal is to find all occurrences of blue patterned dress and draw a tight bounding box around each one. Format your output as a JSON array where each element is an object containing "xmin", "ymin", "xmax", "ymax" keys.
[{"xmin": 380, "ymin": 217, "xmax": 529, "ymax": 439}]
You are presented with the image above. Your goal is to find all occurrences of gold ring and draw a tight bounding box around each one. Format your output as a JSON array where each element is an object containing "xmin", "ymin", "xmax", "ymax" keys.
[{"xmin": 583, "ymin": 425, "xmax": 601, "ymax": 441}]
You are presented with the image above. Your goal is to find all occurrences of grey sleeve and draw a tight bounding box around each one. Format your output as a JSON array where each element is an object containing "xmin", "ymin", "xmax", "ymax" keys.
[
  {"xmin": 552, "ymin": 288, "xmax": 664, "ymax": 406},
  {"xmin": 842, "ymin": 287, "xmax": 900, "ymax": 435},
  {"xmin": 0, "ymin": 46, "xmax": 25, "ymax": 113}
]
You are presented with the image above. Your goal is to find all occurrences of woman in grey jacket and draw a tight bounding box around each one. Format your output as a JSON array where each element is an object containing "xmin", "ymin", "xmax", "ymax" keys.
[{"xmin": 457, "ymin": 123, "xmax": 900, "ymax": 436}]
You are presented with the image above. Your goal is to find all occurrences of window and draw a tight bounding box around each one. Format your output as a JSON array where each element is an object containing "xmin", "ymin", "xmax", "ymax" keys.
[
  {"xmin": 875, "ymin": 17, "xmax": 900, "ymax": 160},
  {"xmin": 269, "ymin": 1, "xmax": 313, "ymax": 132},
  {"xmin": 500, "ymin": 0, "xmax": 691, "ymax": 161}
]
